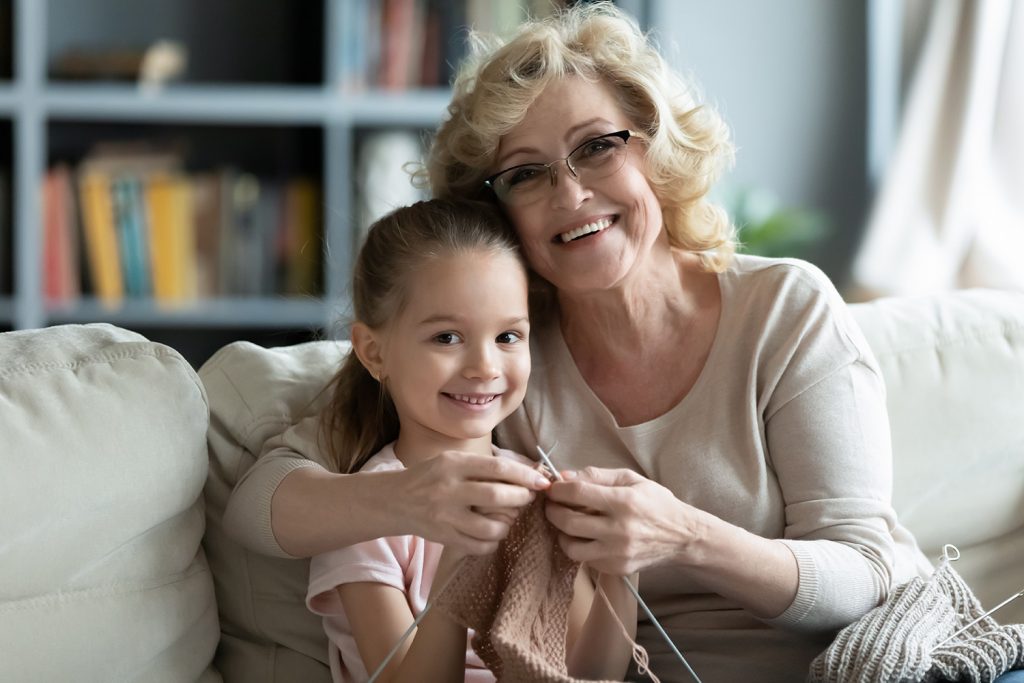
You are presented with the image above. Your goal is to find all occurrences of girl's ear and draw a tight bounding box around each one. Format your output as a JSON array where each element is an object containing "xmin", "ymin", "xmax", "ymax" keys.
[{"xmin": 350, "ymin": 322, "xmax": 385, "ymax": 381}]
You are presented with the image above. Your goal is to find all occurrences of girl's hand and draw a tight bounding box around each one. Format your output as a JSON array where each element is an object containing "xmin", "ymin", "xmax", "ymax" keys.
[
  {"xmin": 544, "ymin": 467, "xmax": 702, "ymax": 575},
  {"xmin": 397, "ymin": 451, "xmax": 550, "ymax": 556}
]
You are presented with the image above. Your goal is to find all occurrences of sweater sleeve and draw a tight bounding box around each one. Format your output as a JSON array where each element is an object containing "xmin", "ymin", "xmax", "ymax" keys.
[
  {"xmin": 223, "ymin": 414, "xmax": 330, "ymax": 558},
  {"xmin": 763, "ymin": 357, "xmax": 898, "ymax": 632}
]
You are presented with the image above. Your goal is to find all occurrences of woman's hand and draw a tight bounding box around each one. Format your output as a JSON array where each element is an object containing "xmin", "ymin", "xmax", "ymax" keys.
[
  {"xmin": 396, "ymin": 452, "xmax": 550, "ymax": 556},
  {"xmin": 544, "ymin": 467, "xmax": 701, "ymax": 575}
]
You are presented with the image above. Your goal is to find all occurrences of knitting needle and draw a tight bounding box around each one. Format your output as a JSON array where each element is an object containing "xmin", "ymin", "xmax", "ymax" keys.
[
  {"xmin": 935, "ymin": 587, "xmax": 1024, "ymax": 648},
  {"xmin": 536, "ymin": 445, "xmax": 703, "ymax": 683}
]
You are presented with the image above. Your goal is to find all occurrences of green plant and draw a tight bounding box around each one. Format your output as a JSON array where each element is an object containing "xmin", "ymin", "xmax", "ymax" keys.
[{"xmin": 727, "ymin": 188, "xmax": 831, "ymax": 260}]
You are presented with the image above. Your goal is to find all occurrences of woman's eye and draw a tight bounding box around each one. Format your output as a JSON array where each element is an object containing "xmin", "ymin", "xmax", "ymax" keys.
[
  {"xmin": 579, "ymin": 138, "xmax": 615, "ymax": 158},
  {"xmin": 506, "ymin": 166, "xmax": 544, "ymax": 187},
  {"xmin": 496, "ymin": 331, "xmax": 524, "ymax": 344},
  {"xmin": 433, "ymin": 332, "xmax": 462, "ymax": 345}
]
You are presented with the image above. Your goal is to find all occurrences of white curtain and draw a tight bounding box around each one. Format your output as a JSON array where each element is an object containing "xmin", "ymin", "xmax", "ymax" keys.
[{"xmin": 852, "ymin": 0, "xmax": 1024, "ymax": 296}]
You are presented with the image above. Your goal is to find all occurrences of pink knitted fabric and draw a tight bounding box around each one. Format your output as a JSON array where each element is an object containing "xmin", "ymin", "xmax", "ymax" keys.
[{"xmin": 434, "ymin": 496, "xmax": 619, "ymax": 683}]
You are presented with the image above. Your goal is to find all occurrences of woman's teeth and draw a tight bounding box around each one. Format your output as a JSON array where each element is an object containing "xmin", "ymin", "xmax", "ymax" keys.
[{"xmin": 559, "ymin": 217, "xmax": 613, "ymax": 243}]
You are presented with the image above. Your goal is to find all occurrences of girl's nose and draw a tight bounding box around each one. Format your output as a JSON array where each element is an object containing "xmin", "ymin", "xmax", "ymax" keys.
[{"xmin": 464, "ymin": 345, "xmax": 500, "ymax": 380}]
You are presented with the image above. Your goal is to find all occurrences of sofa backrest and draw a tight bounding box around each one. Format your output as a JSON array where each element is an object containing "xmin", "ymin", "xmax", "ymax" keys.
[
  {"xmin": 849, "ymin": 289, "xmax": 1024, "ymax": 624},
  {"xmin": 0, "ymin": 324, "xmax": 220, "ymax": 683},
  {"xmin": 201, "ymin": 339, "xmax": 346, "ymax": 682}
]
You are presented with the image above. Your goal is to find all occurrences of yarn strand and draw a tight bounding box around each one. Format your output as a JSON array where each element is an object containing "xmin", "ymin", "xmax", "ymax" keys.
[{"xmin": 595, "ymin": 579, "xmax": 661, "ymax": 683}]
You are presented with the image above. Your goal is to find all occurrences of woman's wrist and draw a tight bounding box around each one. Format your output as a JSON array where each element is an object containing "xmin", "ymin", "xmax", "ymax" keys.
[{"xmin": 664, "ymin": 497, "xmax": 713, "ymax": 570}]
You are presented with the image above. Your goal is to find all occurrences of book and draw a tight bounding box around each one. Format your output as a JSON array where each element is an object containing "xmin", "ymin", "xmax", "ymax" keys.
[
  {"xmin": 190, "ymin": 171, "xmax": 224, "ymax": 298},
  {"xmin": 110, "ymin": 175, "xmax": 151, "ymax": 297},
  {"xmin": 145, "ymin": 173, "xmax": 197, "ymax": 303},
  {"xmin": 41, "ymin": 165, "xmax": 81, "ymax": 305},
  {"xmin": 218, "ymin": 171, "xmax": 266, "ymax": 296},
  {"xmin": 77, "ymin": 169, "xmax": 124, "ymax": 304},
  {"xmin": 282, "ymin": 177, "xmax": 321, "ymax": 297},
  {"xmin": 379, "ymin": 0, "xmax": 418, "ymax": 89},
  {"xmin": 0, "ymin": 170, "xmax": 7, "ymax": 296}
]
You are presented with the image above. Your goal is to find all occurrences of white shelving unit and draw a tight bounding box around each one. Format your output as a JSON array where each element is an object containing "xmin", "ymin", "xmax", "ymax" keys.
[{"xmin": 0, "ymin": 0, "xmax": 646, "ymax": 362}]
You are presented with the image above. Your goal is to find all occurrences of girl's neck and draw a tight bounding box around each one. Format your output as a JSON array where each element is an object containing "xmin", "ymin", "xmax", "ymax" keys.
[{"xmin": 392, "ymin": 430, "xmax": 495, "ymax": 468}]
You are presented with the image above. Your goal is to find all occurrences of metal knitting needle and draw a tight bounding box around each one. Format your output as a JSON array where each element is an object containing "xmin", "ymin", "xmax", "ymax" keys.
[
  {"xmin": 935, "ymin": 587, "xmax": 1024, "ymax": 648},
  {"xmin": 536, "ymin": 445, "xmax": 703, "ymax": 683}
]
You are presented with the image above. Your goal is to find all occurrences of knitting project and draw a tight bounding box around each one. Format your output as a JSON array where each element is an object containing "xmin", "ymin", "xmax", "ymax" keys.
[
  {"xmin": 808, "ymin": 549, "xmax": 1024, "ymax": 682},
  {"xmin": 433, "ymin": 496, "xmax": 622, "ymax": 683}
]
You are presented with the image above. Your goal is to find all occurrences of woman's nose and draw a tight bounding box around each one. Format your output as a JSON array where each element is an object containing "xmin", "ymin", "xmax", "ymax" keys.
[{"xmin": 548, "ymin": 163, "xmax": 592, "ymax": 210}]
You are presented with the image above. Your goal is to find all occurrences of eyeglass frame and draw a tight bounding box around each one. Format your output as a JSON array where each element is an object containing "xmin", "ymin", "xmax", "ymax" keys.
[{"xmin": 483, "ymin": 129, "xmax": 644, "ymax": 203}]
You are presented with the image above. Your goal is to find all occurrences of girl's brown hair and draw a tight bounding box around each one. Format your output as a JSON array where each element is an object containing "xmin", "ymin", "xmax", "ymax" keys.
[{"xmin": 320, "ymin": 199, "xmax": 523, "ymax": 474}]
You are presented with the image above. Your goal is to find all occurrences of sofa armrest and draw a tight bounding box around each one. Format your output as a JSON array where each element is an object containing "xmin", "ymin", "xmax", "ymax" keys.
[
  {"xmin": 850, "ymin": 289, "xmax": 1024, "ymax": 623},
  {"xmin": 0, "ymin": 323, "xmax": 220, "ymax": 682}
]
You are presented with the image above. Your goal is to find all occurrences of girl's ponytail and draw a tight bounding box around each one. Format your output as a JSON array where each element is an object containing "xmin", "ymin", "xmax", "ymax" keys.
[{"xmin": 321, "ymin": 351, "xmax": 399, "ymax": 474}]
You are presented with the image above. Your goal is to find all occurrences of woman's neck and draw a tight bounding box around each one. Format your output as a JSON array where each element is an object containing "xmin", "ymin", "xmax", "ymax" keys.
[
  {"xmin": 392, "ymin": 430, "xmax": 494, "ymax": 468},
  {"xmin": 557, "ymin": 249, "xmax": 703, "ymax": 357}
]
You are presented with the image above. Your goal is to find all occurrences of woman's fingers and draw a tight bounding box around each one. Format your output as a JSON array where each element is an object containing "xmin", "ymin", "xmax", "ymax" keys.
[
  {"xmin": 398, "ymin": 452, "xmax": 544, "ymax": 555},
  {"xmin": 542, "ymin": 466, "xmax": 695, "ymax": 574},
  {"xmin": 563, "ymin": 466, "xmax": 646, "ymax": 487},
  {"xmin": 545, "ymin": 468, "xmax": 639, "ymax": 512},
  {"xmin": 457, "ymin": 453, "xmax": 552, "ymax": 490},
  {"xmin": 544, "ymin": 499, "xmax": 609, "ymax": 540}
]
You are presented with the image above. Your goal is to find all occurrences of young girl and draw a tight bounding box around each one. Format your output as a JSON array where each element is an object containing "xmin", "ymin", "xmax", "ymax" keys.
[{"xmin": 305, "ymin": 199, "xmax": 637, "ymax": 683}]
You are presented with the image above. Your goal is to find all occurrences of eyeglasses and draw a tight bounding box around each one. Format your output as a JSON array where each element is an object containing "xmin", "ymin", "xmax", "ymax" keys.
[{"xmin": 484, "ymin": 129, "xmax": 643, "ymax": 206}]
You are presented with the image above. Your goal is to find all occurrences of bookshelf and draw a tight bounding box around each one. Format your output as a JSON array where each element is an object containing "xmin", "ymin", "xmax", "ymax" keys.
[{"xmin": 1, "ymin": 0, "xmax": 647, "ymax": 364}]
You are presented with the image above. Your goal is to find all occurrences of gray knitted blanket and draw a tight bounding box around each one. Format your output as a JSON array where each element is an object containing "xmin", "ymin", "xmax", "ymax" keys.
[{"xmin": 809, "ymin": 550, "xmax": 1023, "ymax": 682}]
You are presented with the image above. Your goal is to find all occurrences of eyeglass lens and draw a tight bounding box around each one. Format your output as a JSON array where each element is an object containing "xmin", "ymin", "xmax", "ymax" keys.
[{"xmin": 493, "ymin": 132, "xmax": 631, "ymax": 205}]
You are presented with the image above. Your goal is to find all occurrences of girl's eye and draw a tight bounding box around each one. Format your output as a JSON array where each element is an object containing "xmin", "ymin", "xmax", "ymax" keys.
[
  {"xmin": 496, "ymin": 331, "xmax": 524, "ymax": 345},
  {"xmin": 433, "ymin": 332, "xmax": 462, "ymax": 345}
]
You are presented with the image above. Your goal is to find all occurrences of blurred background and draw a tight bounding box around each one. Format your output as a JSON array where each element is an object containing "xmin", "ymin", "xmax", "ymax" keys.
[{"xmin": 0, "ymin": 0, "xmax": 1019, "ymax": 365}]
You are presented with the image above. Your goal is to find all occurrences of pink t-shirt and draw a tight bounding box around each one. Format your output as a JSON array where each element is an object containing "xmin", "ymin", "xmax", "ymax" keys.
[{"xmin": 307, "ymin": 443, "xmax": 529, "ymax": 683}]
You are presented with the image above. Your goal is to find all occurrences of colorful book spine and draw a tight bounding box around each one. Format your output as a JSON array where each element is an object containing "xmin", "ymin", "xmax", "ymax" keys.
[
  {"xmin": 77, "ymin": 170, "xmax": 124, "ymax": 305},
  {"xmin": 146, "ymin": 173, "xmax": 197, "ymax": 303},
  {"xmin": 110, "ymin": 176, "xmax": 151, "ymax": 297}
]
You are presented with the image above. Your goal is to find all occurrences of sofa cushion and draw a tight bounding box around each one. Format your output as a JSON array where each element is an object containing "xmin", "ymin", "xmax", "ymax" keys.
[
  {"xmin": 0, "ymin": 323, "xmax": 220, "ymax": 682},
  {"xmin": 200, "ymin": 339, "xmax": 346, "ymax": 683},
  {"xmin": 850, "ymin": 289, "xmax": 1024, "ymax": 624}
]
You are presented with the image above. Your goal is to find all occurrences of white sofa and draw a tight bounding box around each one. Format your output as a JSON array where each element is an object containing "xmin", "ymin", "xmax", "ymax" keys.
[{"xmin": 2, "ymin": 289, "xmax": 1022, "ymax": 682}]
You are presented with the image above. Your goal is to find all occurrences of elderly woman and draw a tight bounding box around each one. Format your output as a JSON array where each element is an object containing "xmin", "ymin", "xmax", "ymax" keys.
[{"xmin": 225, "ymin": 5, "xmax": 934, "ymax": 681}]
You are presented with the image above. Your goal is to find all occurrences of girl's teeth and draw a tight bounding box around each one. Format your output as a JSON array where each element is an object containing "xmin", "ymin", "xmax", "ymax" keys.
[
  {"xmin": 450, "ymin": 393, "xmax": 496, "ymax": 404},
  {"xmin": 559, "ymin": 217, "xmax": 612, "ymax": 243}
]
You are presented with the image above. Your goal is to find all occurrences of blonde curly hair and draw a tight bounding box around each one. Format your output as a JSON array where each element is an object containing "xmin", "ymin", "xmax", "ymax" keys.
[{"xmin": 422, "ymin": 1, "xmax": 737, "ymax": 271}]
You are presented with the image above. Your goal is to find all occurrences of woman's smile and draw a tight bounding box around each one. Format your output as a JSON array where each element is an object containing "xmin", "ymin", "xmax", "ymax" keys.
[{"xmin": 554, "ymin": 215, "xmax": 617, "ymax": 243}]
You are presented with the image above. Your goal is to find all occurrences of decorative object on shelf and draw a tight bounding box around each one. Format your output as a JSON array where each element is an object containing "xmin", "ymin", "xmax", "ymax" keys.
[
  {"xmin": 139, "ymin": 40, "xmax": 188, "ymax": 93},
  {"xmin": 355, "ymin": 130, "xmax": 428, "ymax": 243},
  {"xmin": 50, "ymin": 39, "xmax": 188, "ymax": 86}
]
